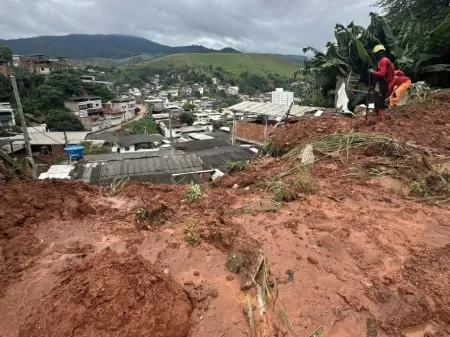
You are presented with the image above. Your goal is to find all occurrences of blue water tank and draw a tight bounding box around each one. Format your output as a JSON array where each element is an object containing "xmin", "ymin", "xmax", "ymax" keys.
[{"xmin": 64, "ymin": 145, "xmax": 85, "ymax": 161}]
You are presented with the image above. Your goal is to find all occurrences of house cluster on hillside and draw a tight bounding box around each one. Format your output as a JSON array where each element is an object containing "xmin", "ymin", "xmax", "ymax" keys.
[
  {"xmin": 11, "ymin": 54, "xmax": 68, "ymax": 75},
  {"xmin": 64, "ymin": 96, "xmax": 137, "ymax": 132}
]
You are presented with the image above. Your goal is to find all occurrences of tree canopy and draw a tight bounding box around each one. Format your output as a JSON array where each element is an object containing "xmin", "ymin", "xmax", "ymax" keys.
[
  {"xmin": 182, "ymin": 102, "xmax": 196, "ymax": 111},
  {"xmin": 179, "ymin": 112, "xmax": 195, "ymax": 126},
  {"xmin": 124, "ymin": 116, "xmax": 159, "ymax": 134},
  {"xmin": 0, "ymin": 46, "xmax": 12, "ymax": 62},
  {"xmin": 46, "ymin": 109, "xmax": 84, "ymax": 131},
  {"xmin": 297, "ymin": 10, "xmax": 450, "ymax": 108}
]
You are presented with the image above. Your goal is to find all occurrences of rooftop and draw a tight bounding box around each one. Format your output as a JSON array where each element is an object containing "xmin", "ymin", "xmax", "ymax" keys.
[
  {"xmin": 85, "ymin": 133, "xmax": 119, "ymax": 144},
  {"xmin": 118, "ymin": 134, "xmax": 165, "ymax": 147},
  {"xmin": 228, "ymin": 101, "xmax": 323, "ymax": 118},
  {"xmin": 8, "ymin": 132, "xmax": 90, "ymax": 146},
  {"xmin": 174, "ymin": 139, "xmax": 229, "ymax": 152},
  {"xmin": 111, "ymin": 97, "xmax": 135, "ymax": 103},
  {"xmin": 194, "ymin": 146, "xmax": 255, "ymax": 173},
  {"xmin": 65, "ymin": 97, "xmax": 101, "ymax": 102},
  {"xmin": 72, "ymin": 153, "xmax": 205, "ymax": 185}
]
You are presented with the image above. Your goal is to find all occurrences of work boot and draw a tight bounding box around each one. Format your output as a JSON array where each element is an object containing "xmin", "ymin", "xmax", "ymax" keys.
[{"xmin": 377, "ymin": 110, "xmax": 384, "ymax": 123}]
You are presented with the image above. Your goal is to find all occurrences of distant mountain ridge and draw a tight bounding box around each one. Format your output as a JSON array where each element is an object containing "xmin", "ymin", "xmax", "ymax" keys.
[
  {"xmin": 0, "ymin": 34, "xmax": 307, "ymax": 64},
  {"xmin": 0, "ymin": 34, "xmax": 241, "ymax": 59}
]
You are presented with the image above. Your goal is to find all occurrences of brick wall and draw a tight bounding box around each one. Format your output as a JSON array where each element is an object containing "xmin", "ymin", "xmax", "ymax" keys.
[{"xmin": 234, "ymin": 121, "xmax": 267, "ymax": 144}]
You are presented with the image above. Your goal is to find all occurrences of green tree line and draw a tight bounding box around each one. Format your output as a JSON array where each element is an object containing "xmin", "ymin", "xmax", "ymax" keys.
[
  {"xmin": 0, "ymin": 48, "xmax": 117, "ymax": 131},
  {"xmin": 296, "ymin": 0, "xmax": 450, "ymax": 108}
]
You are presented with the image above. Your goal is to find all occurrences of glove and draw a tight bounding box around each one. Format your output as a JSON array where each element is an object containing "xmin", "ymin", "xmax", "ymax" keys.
[{"xmin": 368, "ymin": 69, "xmax": 374, "ymax": 73}]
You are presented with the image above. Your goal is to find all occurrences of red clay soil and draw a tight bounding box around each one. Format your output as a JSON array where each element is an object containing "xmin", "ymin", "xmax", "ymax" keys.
[
  {"xmin": 272, "ymin": 91, "xmax": 450, "ymax": 153},
  {"xmin": 19, "ymin": 249, "xmax": 192, "ymax": 337}
]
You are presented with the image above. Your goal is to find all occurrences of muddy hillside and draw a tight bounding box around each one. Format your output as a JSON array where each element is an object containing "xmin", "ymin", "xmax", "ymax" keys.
[{"xmin": 1, "ymin": 92, "xmax": 450, "ymax": 337}]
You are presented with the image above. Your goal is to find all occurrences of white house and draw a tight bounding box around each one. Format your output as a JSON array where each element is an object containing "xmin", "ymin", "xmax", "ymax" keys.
[
  {"xmin": 193, "ymin": 113, "xmax": 210, "ymax": 125},
  {"xmin": 271, "ymin": 88, "xmax": 294, "ymax": 106},
  {"xmin": 227, "ymin": 86, "xmax": 239, "ymax": 96},
  {"xmin": 159, "ymin": 120, "xmax": 213, "ymax": 138},
  {"xmin": 212, "ymin": 77, "xmax": 219, "ymax": 85},
  {"xmin": 115, "ymin": 134, "xmax": 168, "ymax": 153},
  {"xmin": 111, "ymin": 97, "xmax": 136, "ymax": 121}
]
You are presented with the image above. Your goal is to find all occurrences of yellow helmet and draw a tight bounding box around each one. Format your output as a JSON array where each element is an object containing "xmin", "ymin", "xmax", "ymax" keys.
[{"xmin": 372, "ymin": 45, "xmax": 386, "ymax": 54}]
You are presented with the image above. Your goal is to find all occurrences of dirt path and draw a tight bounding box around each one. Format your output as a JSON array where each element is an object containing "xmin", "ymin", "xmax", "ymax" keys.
[{"xmin": 96, "ymin": 103, "xmax": 147, "ymax": 133}]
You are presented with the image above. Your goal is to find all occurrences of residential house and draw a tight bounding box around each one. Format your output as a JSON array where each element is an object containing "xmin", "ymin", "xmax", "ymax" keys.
[
  {"xmin": 271, "ymin": 88, "xmax": 294, "ymax": 106},
  {"xmin": 0, "ymin": 103, "xmax": 15, "ymax": 126},
  {"xmin": 6, "ymin": 131, "xmax": 89, "ymax": 155},
  {"xmin": 193, "ymin": 113, "xmax": 210, "ymax": 125},
  {"xmin": 167, "ymin": 88, "xmax": 179, "ymax": 98},
  {"xmin": 192, "ymin": 84, "xmax": 204, "ymax": 95},
  {"xmin": 116, "ymin": 134, "xmax": 169, "ymax": 153},
  {"xmin": 226, "ymin": 86, "xmax": 239, "ymax": 96},
  {"xmin": 111, "ymin": 97, "xmax": 136, "ymax": 121},
  {"xmin": 212, "ymin": 77, "xmax": 219, "ymax": 85},
  {"xmin": 0, "ymin": 59, "xmax": 11, "ymax": 77},
  {"xmin": 159, "ymin": 120, "xmax": 213, "ymax": 138},
  {"xmin": 80, "ymin": 75, "xmax": 113, "ymax": 89},
  {"xmin": 15, "ymin": 55, "xmax": 67, "ymax": 75}
]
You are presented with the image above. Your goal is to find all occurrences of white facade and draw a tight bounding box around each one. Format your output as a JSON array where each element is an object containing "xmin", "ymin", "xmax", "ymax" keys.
[
  {"xmin": 227, "ymin": 86, "xmax": 239, "ymax": 95},
  {"xmin": 111, "ymin": 98, "xmax": 136, "ymax": 121},
  {"xmin": 12, "ymin": 55, "xmax": 21, "ymax": 68},
  {"xmin": 271, "ymin": 88, "xmax": 294, "ymax": 106}
]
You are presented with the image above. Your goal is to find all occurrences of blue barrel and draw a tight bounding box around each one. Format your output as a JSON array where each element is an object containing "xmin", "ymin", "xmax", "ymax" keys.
[{"xmin": 64, "ymin": 145, "xmax": 85, "ymax": 160}]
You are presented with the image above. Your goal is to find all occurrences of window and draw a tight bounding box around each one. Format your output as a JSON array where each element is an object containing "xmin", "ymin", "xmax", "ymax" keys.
[
  {"xmin": 40, "ymin": 67, "xmax": 45, "ymax": 71},
  {"xmin": 124, "ymin": 146, "xmax": 130, "ymax": 151}
]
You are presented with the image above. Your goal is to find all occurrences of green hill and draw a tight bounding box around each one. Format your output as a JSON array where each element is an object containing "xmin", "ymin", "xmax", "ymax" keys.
[
  {"xmin": 135, "ymin": 53, "xmax": 299, "ymax": 78},
  {"xmin": 69, "ymin": 55, "xmax": 155, "ymax": 68}
]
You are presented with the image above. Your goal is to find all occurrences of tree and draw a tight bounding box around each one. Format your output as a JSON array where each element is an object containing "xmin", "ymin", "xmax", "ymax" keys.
[
  {"xmin": 0, "ymin": 46, "xmax": 12, "ymax": 62},
  {"xmin": 46, "ymin": 69, "xmax": 82, "ymax": 97},
  {"xmin": 375, "ymin": 0, "xmax": 450, "ymax": 32},
  {"xmin": 46, "ymin": 109, "xmax": 84, "ymax": 131},
  {"xmin": 36, "ymin": 85, "xmax": 64, "ymax": 110},
  {"xmin": 0, "ymin": 75, "xmax": 12, "ymax": 102},
  {"xmin": 179, "ymin": 112, "xmax": 195, "ymax": 126},
  {"xmin": 124, "ymin": 116, "xmax": 158, "ymax": 134},
  {"xmin": 82, "ymin": 82, "xmax": 115, "ymax": 102},
  {"xmin": 182, "ymin": 102, "xmax": 196, "ymax": 111}
]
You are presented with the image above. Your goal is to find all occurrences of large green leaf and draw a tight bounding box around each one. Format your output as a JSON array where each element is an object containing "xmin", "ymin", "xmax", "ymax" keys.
[
  {"xmin": 355, "ymin": 39, "xmax": 374, "ymax": 67},
  {"xmin": 429, "ymin": 12, "xmax": 450, "ymax": 47},
  {"xmin": 378, "ymin": 16, "xmax": 402, "ymax": 58}
]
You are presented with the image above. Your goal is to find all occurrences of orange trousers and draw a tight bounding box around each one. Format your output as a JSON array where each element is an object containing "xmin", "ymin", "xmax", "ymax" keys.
[{"xmin": 389, "ymin": 80, "xmax": 412, "ymax": 107}]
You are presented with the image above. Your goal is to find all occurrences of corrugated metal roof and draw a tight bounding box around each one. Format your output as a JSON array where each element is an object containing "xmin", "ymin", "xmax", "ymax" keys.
[
  {"xmin": 73, "ymin": 153, "xmax": 205, "ymax": 185},
  {"xmin": 195, "ymin": 146, "xmax": 255, "ymax": 172},
  {"xmin": 118, "ymin": 134, "xmax": 166, "ymax": 147},
  {"xmin": 82, "ymin": 150, "xmax": 183, "ymax": 162},
  {"xmin": 228, "ymin": 101, "xmax": 323, "ymax": 117},
  {"xmin": 8, "ymin": 132, "xmax": 90, "ymax": 145}
]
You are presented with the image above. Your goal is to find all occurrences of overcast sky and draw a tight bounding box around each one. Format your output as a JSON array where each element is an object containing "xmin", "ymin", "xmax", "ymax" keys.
[{"xmin": 0, "ymin": 0, "xmax": 377, "ymax": 54}]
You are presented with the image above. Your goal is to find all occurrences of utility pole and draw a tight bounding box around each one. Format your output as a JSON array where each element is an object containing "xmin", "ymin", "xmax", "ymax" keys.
[
  {"xmin": 11, "ymin": 76, "xmax": 37, "ymax": 179},
  {"xmin": 167, "ymin": 109, "xmax": 174, "ymax": 154}
]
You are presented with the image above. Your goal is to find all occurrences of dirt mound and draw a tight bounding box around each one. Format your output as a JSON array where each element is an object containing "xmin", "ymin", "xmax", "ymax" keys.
[
  {"xmin": 19, "ymin": 249, "xmax": 192, "ymax": 337},
  {"xmin": 272, "ymin": 91, "xmax": 450, "ymax": 152}
]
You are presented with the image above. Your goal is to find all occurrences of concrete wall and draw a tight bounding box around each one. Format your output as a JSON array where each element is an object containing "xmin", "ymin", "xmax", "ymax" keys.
[{"xmin": 234, "ymin": 121, "xmax": 267, "ymax": 145}]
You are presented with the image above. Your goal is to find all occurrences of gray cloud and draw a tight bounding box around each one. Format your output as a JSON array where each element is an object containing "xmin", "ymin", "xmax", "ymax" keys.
[{"xmin": 0, "ymin": 0, "xmax": 376, "ymax": 54}]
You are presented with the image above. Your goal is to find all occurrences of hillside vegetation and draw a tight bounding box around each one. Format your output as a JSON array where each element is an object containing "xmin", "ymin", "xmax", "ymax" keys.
[
  {"xmin": 69, "ymin": 55, "xmax": 155, "ymax": 68},
  {"xmin": 135, "ymin": 53, "xmax": 299, "ymax": 78},
  {"xmin": 0, "ymin": 34, "xmax": 240, "ymax": 59}
]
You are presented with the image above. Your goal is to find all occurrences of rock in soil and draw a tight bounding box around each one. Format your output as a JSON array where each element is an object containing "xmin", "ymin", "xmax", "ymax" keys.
[{"xmin": 18, "ymin": 249, "xmax": 192, "ymax": 337}]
